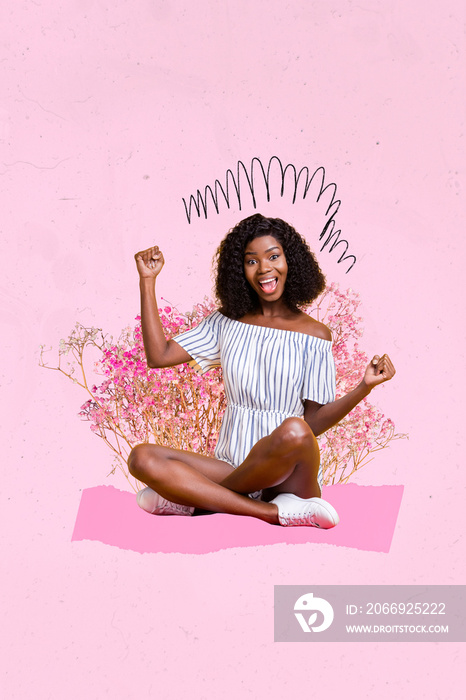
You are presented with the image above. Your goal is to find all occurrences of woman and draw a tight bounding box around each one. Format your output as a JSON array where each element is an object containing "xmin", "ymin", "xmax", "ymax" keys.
[{"xmin": 129, "ymin": 214, "xmax": 395, "ymax": 528}]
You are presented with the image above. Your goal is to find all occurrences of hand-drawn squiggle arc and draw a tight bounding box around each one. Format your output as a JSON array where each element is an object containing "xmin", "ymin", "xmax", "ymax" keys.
[{"xmin": 182, "ymin": 156, "xmax": 356, "ymax": 273}]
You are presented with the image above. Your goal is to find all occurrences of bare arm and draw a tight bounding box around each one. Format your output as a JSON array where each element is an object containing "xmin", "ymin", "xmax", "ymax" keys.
[
  {"xmin": 304, "ymin": 354, "xmax": 396, "ymax": 436},
  {"xmin": 135, "ymin": 246, "xmax": 192, "ymax": 368}
]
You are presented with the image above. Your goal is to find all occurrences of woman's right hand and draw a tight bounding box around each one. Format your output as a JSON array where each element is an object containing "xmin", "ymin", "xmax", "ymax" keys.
[{"xmin": 134, "ymin": 246, "xmax": 165, "ymax": 279}]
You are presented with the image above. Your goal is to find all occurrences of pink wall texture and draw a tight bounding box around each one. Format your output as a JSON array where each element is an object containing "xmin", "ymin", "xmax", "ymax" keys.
[{"xmin": 1, "ymin": 1, "xmax": 464, "ymax": 698}]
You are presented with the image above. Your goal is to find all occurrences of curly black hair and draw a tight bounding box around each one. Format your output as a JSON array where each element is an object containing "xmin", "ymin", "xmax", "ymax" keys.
[{"xmin": 214, "ymin": 213, "xmax": 326, "ymax": 319}]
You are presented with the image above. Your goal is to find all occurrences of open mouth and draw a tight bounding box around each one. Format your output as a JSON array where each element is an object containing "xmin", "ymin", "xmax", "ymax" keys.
[{"xmin": 258, "ymin": 277, "xmax": 278, "ymax": 293}]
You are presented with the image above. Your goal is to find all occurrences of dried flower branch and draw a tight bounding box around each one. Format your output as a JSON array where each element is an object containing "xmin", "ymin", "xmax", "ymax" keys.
[{"xmin": 40, "ymin": 287, "xmax": 406, "ymax": 491}]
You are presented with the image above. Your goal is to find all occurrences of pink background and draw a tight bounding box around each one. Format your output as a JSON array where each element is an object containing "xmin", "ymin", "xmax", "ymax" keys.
[{"xmin": 1, "ymin": 1, "xmax": 464, "ymax": 697}]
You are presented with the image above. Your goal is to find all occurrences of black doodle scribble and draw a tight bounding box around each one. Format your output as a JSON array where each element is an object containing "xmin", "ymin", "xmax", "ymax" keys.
[{"xmin": 182, "ymin": 156, "xmax": 356, "ymax": 273}]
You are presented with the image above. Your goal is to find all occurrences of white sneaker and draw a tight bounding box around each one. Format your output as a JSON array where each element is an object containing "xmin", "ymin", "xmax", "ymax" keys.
[
  {"xmin": 270, "ymin": 493, "xmax": 339, "ymax": 529},
  {"xmin": 136, "ymin": 487, "xmax": 194, "ymax": 516}
]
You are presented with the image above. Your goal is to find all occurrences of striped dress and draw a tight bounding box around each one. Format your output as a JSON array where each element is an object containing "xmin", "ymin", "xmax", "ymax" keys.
[{"xmin": 173, "ymin": 310, "xmax": 336, "ymax": 488}]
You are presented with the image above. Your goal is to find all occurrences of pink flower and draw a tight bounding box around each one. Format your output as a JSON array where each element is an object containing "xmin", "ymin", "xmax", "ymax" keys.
[{"xmin": 44, "ymin": 286, "xmax": 405, "ymax": 487}]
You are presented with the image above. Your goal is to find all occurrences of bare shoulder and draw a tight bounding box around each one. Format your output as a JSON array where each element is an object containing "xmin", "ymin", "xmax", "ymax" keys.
[
  {"xmin": 238, "ymin": 310, "xmax": 332, "ymax": 340},
  {"xmin": 297, "ymin": 313, "xmax": 332, "ymax": 341}
]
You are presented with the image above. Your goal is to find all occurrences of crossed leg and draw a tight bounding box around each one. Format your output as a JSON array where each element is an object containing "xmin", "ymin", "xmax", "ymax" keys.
[{"xmin": 128, "ymin": 417, "xmax": 321, "ymax": 525}]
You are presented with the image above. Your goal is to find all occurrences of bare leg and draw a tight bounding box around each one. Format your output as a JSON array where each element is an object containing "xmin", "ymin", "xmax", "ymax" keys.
[
  {"xmin": 128, "ymin": 444, "xmax": 279, "ymax": 524},
  {"xmin": 220, "ymin": 417, "xmax": 321, "ymax": 499},
  {"xmin": 128, "ymin": 418, "xmax": 321, "ymax": 524}
]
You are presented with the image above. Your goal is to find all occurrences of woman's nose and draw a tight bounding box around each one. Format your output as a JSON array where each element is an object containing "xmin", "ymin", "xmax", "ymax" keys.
[{"xmin": 258, "ymin": 258, "xmax": 272, "ymax": 273}]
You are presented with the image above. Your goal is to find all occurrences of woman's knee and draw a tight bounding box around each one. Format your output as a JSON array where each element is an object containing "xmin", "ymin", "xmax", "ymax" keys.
[
  {"xmin": 128, "ymin": 443, "xmax": 163, "ymax": 480},
  {"xmin": 271, "ymin": 418, "xmax": 316, "ymax": 454}
]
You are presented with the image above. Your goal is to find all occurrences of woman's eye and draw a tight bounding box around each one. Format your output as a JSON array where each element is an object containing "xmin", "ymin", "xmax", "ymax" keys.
[
  {"xmin": 246, "ymin": 259, "xmax": 257, "ymax": 265},
  {"xmin": 270, "ymin": 254, "xmax": 279, "ymax": 260}
]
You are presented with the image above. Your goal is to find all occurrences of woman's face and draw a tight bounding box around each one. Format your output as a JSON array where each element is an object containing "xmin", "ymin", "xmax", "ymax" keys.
[{"xmin": 243, "ymin": 235, "xmax": 288, "ymax": 302}]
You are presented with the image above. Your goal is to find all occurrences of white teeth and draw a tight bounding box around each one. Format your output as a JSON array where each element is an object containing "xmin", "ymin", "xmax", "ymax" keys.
[{"xmin": 259, "ymin": 277, "xmax": 278, "ymax": 291}]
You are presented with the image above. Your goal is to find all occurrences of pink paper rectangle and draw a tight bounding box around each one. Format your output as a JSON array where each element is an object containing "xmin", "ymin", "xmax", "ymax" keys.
[{"xmin": 72, "ymin": 483, "xmax": 403, "ymax": 554}]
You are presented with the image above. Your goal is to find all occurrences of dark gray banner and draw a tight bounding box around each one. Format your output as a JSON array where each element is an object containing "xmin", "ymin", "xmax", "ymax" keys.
[{"xmin": 274, "ymin": 586, "xmax": 466, "ymax": 642}]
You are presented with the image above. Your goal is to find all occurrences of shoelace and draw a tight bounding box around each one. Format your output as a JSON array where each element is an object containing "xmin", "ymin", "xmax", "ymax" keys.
[
  {"xmin": 155, "ymin": 499, "xmax": 192, "ymax": 515},
  {"xmin": 281, "ymin": 505, "xmax": 325, "ymax": 527}
]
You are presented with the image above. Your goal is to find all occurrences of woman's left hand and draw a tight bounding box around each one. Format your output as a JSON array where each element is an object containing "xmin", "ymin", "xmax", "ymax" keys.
[{"xmin": 363, "ymin": 354, "xmax": 396, "ymax": 389}]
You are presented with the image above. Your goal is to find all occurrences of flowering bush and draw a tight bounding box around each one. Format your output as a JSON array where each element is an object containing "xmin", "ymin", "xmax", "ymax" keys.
[
  {"xmin": 40, "ymin": 286, "xmax": 405, "ymax": 490},
  {"xmin": 309, "ymin": 284, "xmax": 405, "ymax": 484}
]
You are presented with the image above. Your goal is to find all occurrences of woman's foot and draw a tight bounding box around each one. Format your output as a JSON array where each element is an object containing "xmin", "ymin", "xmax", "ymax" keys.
[
  {"xmin": 270, "ymin": 493, "xmax": 339, "ymax": 529},
  {"xmin": 136, "ymin": 487, "xmax": 195, "ymax": 516}
]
